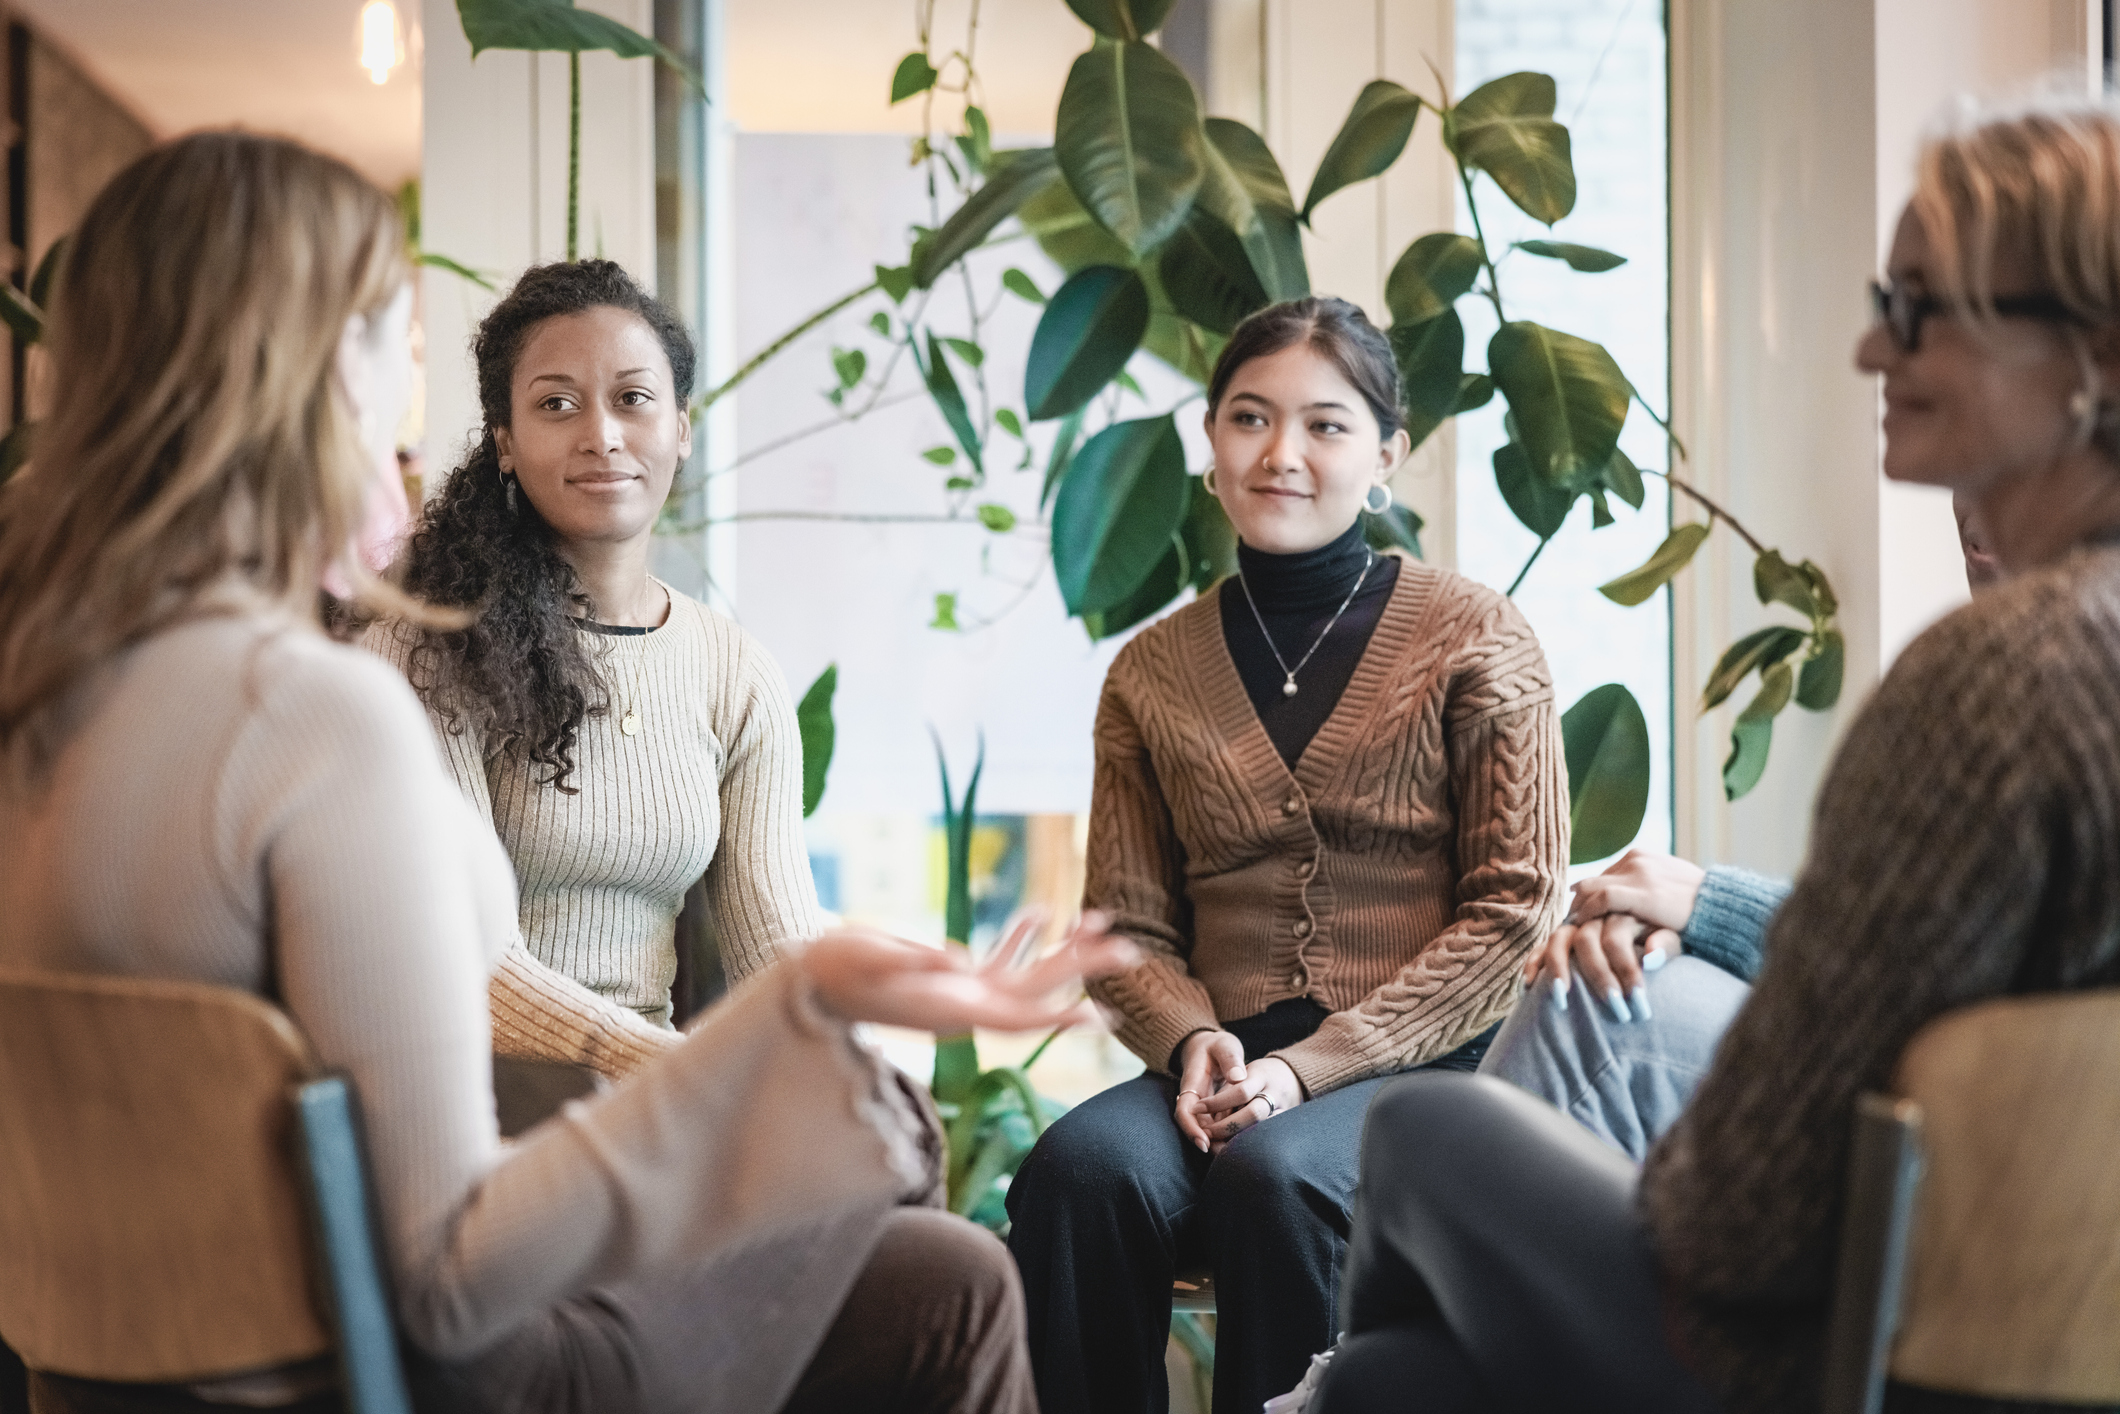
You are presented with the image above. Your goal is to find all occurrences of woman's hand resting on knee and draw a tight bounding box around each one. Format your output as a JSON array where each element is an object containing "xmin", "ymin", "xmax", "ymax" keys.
[
  {"xmin": 800, "ymin": 911, "xmax": 1137, "ymax": 1034},
  {"xmin": 1172, "ymin": 1030, "xmax": 1307, "ymax": 1154},
  {"xmin": 1521, "ymin": 850, "xmax": 1705, "ymax": 1023}
]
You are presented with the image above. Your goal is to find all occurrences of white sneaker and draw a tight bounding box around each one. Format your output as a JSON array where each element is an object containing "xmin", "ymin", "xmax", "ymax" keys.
[{"xmin": 1263, "ymin": 1342, "xmax": 1338, "ymax": 1414}]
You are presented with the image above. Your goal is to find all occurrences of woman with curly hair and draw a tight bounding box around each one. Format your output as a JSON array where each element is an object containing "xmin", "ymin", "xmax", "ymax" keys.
[{"xmin": 368, "ymin": 260, "xmax": 815, "ymax": 1082}]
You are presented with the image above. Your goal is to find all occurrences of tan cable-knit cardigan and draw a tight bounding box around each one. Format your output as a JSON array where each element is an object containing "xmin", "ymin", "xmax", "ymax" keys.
[{"xmin": 1084, "ymin": 558, "xmax": 1570, "ymax": 1096}]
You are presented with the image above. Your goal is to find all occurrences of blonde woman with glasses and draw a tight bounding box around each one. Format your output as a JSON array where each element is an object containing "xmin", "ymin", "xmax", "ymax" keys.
[{"xmin": 0, "ymin": 131, "xmax": 1132, "ymax": 1414}]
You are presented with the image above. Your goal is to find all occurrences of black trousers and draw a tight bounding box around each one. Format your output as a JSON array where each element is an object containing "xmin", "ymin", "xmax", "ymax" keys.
[{"xmin": 1005, "ymin": 1000, "xmax": 1490, "ymax": 1414}]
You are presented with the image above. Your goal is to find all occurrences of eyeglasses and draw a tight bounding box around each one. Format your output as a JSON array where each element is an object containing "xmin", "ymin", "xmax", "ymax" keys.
[{"xmin": 1869, "ymin": 279, "xmax": 2080, "ymax": 353}]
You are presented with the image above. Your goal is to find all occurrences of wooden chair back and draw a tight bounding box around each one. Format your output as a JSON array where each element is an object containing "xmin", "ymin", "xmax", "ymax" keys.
[
  {"xmin": 0, "ymin": 968, "xmax": 333, "ymax": 1382},
  {"xmin": 1888, "ymin": 990, "xmax": 2120, "ymax": 1402}
]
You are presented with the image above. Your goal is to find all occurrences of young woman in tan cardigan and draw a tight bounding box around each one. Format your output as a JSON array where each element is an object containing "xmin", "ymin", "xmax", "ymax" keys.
[{"xmin": 1005, "ymin": 298, "xmax": 1571, "ymax": 1414}]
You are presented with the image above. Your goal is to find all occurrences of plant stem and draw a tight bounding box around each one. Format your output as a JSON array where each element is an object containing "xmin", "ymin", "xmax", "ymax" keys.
[
  {"xmin": 707, "ymin": 510, "xmax": 1043, "ymax": 526},
  {"xmin": 693, "ymin": 280, "xmax": 880, "ymax": 416},
  {"xmin": 1458, "ymin": 160, "xmax": 1508, "ymax": 324},
  {"xmin": 696, "ymin": 391, "xmax": 926, "ymax": 482},
  {"xmin": 567, "ymin": 52, "xmax": 581, "ymax": 262},
  {"xmin": 1505, "ymin": 535, "xmax": 1551, "ymax": 595},
  {"xmin": 1020, "ymin": 1023, "xmax": 1064, "ymax": 1073},
  {"xmin": 1642, "ymin": 469, "xmax": 1769, "ymax": 557}
]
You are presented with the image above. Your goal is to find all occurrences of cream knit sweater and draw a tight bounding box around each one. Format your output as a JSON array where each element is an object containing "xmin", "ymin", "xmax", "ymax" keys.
[
  {"xmin": 0, "ymin": 610, "xmax": 930, "ymax": 1407},
  {"xmin": 366, "ymin": 586, "xmax": 824, "ymax": 1079}
]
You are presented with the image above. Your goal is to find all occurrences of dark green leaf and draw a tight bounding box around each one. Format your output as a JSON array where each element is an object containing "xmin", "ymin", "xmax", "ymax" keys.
[
  {"xmin": 1002, "ymin": 268, "xmax": 1047, "ymax": 304},
  {"xmin": 1063, "ymin": 0, "xmax": 1176, "ymax": 40},
  {"xmin": 1041, "ymin": 407, "xmax": 1087, "ymax": 510},
  {"xmin": 1018, "ymin": 173, "xmax": 1135, "ymax": 275},
  {"xmin": 875, "ymin": 263, "xmax": 915, "ymax": 303},
  {"xmin": 1198, "ymin": 117, "xmax": 1309, "ymax": 301},
  {"xmin": 1797, "ymin": 629, "xmax": 1845, "ymax": 710},
  {"xmin": 0, "ymin": 285, "xmax": 42, "ymax": 345},
  {"xmin": 1701, "ymin": 625, "xmax": 1807, "ymax": 711},
  {"xmin": 1599, "ymin": 523, "xmax": 1709, "ymax": 606},
  {"xmin": 919, "ymin": 333, "xmax": 984, "ymax": 473},
  {"xmin": 1157, "ymin": 209, "xmax": 1269, "ymax": 335},
  {"xmin": 1590, "ymin": 489, "xmax": 1615, "ymax": 528},
  {"xmin": 1753, "ymin": 548, "xmax": 1818, "ymax": 617},
  {"xmin": 1454, "ymin": 373, "xmax": 1495, "ymax": 413},
  {"xmin": 912, "ymin": 148, "xmax": 1061, "ymax": 287},
  {"xmin": 930, "ymin": 592, "xmax": 961, "ymax": 631},
  {"xmin": 456, "ymin": 0, "xmax": 701, "ymax": 89},
  {"xmin": 1385, "ymin": 233, "xmax": 1482, "ymax": 324},
  {"xmin": 1300, "ymin": 79, "xmax": 1423, "ymax": 221},
  {"xmin": 796, "ymin": 665, "xmax": 837, "ymax": 817},
  {"xmin": 943, "ymin": 337, "xmax": 985, "ymax": 367},
  {"xmin": 960, "ymin": 106, "xmax": 993, "ymax": 174},
  {"xmin": 1363, "ymin": 502, "xmax": 1425, "ymax": 559},
  {"xmin": 1603, "ymin": 447, "xmax": 1645, "ymax": 509},
  {"xmin": 831, "ymin": 346, "xmax": 866, "ymax": 388},
  {"xmin": 1390, "ymin": 309, "xmax": 1465, "ymax": 453},
  {"xmin": 891, "ymin": 51, "xmax": 939, "ymax": 103},
  {"xmin": 931, "ymin": 1034, "xmax": 978, "ymax": 1105},
  {"xmin": 1487, "ymin": 321, "xmax": 1629, "ymax": 484},
  {"xmin": 1182, "ymin": 481, "xmax": 1238, "ymax": 590},
  {"xmin": 1513, "ymin": 239, "xmax": 1625, "ymax": 271},
  {"xmin": 1056, "ymin": 39, "xmax": 1204, "ymax": 255},
  {"xmin": 1083, "ymin": 531, "xmax": 1187, "ymax": 640},
  {"xmin": 415, "ymin": 250, "xmax": 497, "ymax": 291},
  {"xmin": 0, "ymin": 421, "xmax": 32, "ymax": 485},
  {"xmin": 1448, "ymin": 71, "xmax": 1575, "ymax": 224},
  {"xmin": 1052, "ymin": 413, "xmax": 1190, "ymax": 615},
  {"xmin": 977, "ymin": 503, "xmax": 1017, "ymax": 532},
  {"xmin": 1562, "ymin": 683, "xmax": 1651, "ymax": 862},
  {"xmin": 995, "ymin": 408, "xmax": 1024, "ymax": 439},
  {"xmin": 1493, "ymin": 439, "xmax": 1575, "ymax": 540},
  {"xmin": 1724, "ymin": 662, "xmax": 1794, "ymax": 800},
  {"xmin": 1025, "ymin": 265, "xmax": 1150, "ymax": 421},
  {"xmin": 27, "ymin": 236, "xmax": 65, "ymax": 310},
  {"xmin": 1802, "ymin": 562, "xmax": 1840, "ymax": 618}
]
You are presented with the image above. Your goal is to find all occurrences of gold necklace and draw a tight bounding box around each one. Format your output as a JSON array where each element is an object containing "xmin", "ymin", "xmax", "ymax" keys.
[{"xmin": 618, "ymin": 647, "xmax": 646, "ymax": 737}]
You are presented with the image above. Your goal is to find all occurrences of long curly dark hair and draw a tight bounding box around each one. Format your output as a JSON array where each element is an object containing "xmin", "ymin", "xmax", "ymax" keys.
[{"xmin": 394, "ymin": 259, "xmax": 696, "ymax": 793}]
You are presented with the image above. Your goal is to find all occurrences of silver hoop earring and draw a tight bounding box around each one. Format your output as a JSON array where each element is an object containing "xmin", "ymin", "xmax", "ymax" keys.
[
  {"xmin": 1364, "ymin": 483, "xmax": 1394, "ymax": 514},
  {"xmin": 1203, "ymin": 464, "xmax": 1217, "ymax": 493}
]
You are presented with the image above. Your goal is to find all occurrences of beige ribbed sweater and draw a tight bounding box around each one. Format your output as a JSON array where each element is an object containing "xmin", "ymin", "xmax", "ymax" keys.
[
  {"xmin": 1084, "ymin": 562, "xmax": 1570, "ymax": 1095},
  {"xmin": 366, "ymin": 586, "xmax": 824, "ymax": 1079},
  {"xmin": 0, "ymin": 611, "xmax": 930, "ymax": 1408}
]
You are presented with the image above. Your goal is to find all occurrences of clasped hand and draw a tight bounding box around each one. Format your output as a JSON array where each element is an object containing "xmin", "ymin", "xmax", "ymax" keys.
[
  {"xmin": 799, "ymin": 910, "xmax": 1138, "ymax": 1035},
  {"xmin": 1521, "ymin": 848, "xmax": 1705, "ymax": 1023},
  {"xmin": 1172, "ymin": 1030, "xmax": 1306, "ymax": 1154}
]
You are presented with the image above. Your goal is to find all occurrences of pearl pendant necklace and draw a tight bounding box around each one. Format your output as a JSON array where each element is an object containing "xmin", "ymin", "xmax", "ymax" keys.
[{"xmin": 1239, "ymin": 549, "xmax": 1376, "ymax": 698}]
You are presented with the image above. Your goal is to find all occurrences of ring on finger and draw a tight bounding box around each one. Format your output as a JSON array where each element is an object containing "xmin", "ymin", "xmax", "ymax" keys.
[{"xmin": 1256, "ymin": 1093, "xmax": 1279, "ymax": 1118}]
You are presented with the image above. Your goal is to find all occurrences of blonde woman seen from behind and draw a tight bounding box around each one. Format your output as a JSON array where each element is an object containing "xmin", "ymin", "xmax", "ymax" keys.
[{"xmin": 0, "ymin": 131, "xmax": 1133, "ymax": 1414}]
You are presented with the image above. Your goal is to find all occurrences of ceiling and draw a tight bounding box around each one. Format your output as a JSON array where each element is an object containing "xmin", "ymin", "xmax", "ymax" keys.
[{"xmin": 13, "ymin": 0, "xmax": 421, "ymax": 187}]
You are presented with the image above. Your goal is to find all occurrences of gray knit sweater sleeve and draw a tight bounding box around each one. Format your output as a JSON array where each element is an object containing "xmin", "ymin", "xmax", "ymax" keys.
[
  {"xmin": 1640, "ymin": 547, "xmax": 2120, "ymax": 1414},
  {"xmin": 1680, "ymin": 866, "xmax": 1790, "ymax": 984}
]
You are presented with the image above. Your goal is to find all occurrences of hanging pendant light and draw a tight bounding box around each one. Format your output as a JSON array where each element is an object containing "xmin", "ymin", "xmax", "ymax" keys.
[{"xmin": 359, "ymin": 0, "xmax": 404, "ymax": 86}]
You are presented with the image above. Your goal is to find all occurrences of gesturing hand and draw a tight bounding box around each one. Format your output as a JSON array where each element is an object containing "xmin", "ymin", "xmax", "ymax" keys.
[{"xmin": 800, "ymin": 911, "xmax": 1137, "ymax": 1034}]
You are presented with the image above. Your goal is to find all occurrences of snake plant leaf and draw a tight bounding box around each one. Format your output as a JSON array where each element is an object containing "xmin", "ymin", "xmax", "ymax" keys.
[
  {"xmin": 1199, "ymin": 118, "xmax": 1309, "ymax": 301},
  {"xmin": 1797, "ymin": 629, "xmax": 1845, "ymax": 710},
  {"xmin": 1493, "ymin": 438, "xmax": 1575, "ymax": 540},
  {"xmin": 1157, "ymin": 209, "xmax": 1269, "ymax": 335},
  {"xmin": 796, "ymin": 665, "xmax": 837, "ymax": 818},
  {"xmin": 1513, "ymin": 239, "xmax": 1626, "ymax": 272},
  {"xmin": 1599, "ymin": 523, "xmax": 1710, "ymax": 606},
  {"xmin": 1052, "ymin": 413, "xmax": 1190, "ymax": 616},
  {"xmin": 0, "ymin": 284, "xmax": 41, "ymax": 345},
  {"xmin": 455, "ymin": 0, "xmax": 701, "ymax": 90},
  {"xmin": 27, "ymin": 236, "xmax": 64, "ymax": 311},
  {"xmin": 1753, "ymin": 548, "xmax": 1819, "ymax": 617},
  {"xmin": 1300, "ymin": 79, "xmax": 1423, "ymax": 222},
  {"xmin": 917, "ymin": 334, "xmax": 984, "ymax": 474},
  {"xmin": 1390, "ymin": 309, "xmax": 1466, "ymax": 453},
  {"xmin": 1056, "ymin": 39, "xmax": 1204, "ymax": 255},
  {"xmin": 1487, "ymin": 321, "xmax": 1629, "ymax": 485},
  {"xmin": 913, "ymin": 149, "xmax": 1061, "ymax": 288},
  {"xmin": 1063, "ymin": 0, "xmax": 1176, "ymax": 40},
  {"xmin": 1448, "ymin": 71, "xmax": 1575, "ymax": 224},
  {"xmin": 1561, "ymin": 683, "xmax": 1651, "ymax": 863},
  {"xmin": 1701, "ymin": 625, "xmax": 1808, "ymax": 711},
  {"xmin": 1724, "ymin": 661, "xmax": 1795, "ymax": 799},
  {"xmin": 1385, "ymin": 233, "xmax": 1483, "ymax": 325},
  {"xmin": 1025, "ymin": 265, "xmax": 1150, "ymax": 421}
]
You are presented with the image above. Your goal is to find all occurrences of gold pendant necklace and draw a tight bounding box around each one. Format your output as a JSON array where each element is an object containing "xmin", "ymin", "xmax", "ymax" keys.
[{"xmin": 619, "ymin": 652, "xmax": 645, "ymax": 737}]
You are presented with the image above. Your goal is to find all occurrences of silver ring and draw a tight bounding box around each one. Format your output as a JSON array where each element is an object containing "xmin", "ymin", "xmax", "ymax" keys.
[{"xmin": 1257, "ymin": 1093, "xmax": 1278, "ymax": 1118}]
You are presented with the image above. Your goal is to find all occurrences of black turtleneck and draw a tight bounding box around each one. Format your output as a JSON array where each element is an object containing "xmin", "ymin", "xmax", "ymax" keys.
[{"xmin": 1219, "ymin": 519, "xmax": 1401, "ymax": 769}]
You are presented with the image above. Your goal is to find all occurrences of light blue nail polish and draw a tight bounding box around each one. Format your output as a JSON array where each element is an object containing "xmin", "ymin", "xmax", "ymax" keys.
[
  {"xmin": 1629, "ymin": 986, "xmax": 1653, "ymax": 1022},
  {"xmin": 1641, "ymin": 947, "xmax": 1668, "ymax": 973},
  {"xmin": 1603, "ymin": 988, "xmax": 1629, "ymax": 1023},
  {"xmin": 1550, "ymin": 974, "xmax": 1570, "ymax": 1011}
]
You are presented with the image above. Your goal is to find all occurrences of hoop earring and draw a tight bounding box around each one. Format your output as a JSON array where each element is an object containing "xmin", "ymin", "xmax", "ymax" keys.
[
  {"xmin": 1364, "ymin": 483, "xmax": 1394, "ymax": 514},
  {"xmin": 1203, "ymin": 464, "xmax": 1217, "ymax": 493}
]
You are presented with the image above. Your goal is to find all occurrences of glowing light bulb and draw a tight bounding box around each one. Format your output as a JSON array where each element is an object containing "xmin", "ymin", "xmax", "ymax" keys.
[{"xmin": 359, "ymin": 0, "xmax": 402, "ymax": 85}]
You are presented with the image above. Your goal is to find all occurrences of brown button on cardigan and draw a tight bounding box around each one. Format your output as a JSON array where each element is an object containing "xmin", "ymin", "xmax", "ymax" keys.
[{"xmin": 1083, "ymin": 558, "xmax": 1571, "ymax": 1096}]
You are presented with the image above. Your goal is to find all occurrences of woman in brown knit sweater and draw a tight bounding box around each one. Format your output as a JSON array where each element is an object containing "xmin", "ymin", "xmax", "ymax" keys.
[
  {"xmin": 1005, "ymin": 299, "xmax": 1570, "ymax": 1414},
  {"xmin": 1313, "ymin": 96, "xmax": 2120, "ymax": 1414}
]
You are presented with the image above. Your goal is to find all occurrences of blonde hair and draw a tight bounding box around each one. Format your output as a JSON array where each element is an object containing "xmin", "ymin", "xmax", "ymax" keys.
[
  {"xmin": 0, "ymin": 131, "xmax": 426, "ymax": 760},
  {"xmin": 1913, "ymin": 92, "xmax": 2120, "ymax": 321}
]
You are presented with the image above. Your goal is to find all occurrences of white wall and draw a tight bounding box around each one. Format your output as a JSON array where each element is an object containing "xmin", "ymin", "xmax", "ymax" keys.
[
  {"xmin": 1669, "ymin": 0, "xmax": 2101, "ymax": 875},
  {"xmin": 419, "ymin": 0, "xmax": 657, "ymax": 480}
]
